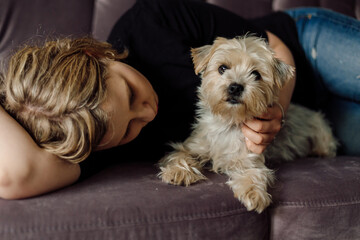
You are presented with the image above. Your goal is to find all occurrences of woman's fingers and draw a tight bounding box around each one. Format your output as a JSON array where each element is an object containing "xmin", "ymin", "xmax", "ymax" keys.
[
  {"xmin": 241, "ymin": 123, "xmax": 276, "ymax": 145},
  {"xmin": 241, "ymin": 104, "xmax": 284, "ymax": 154},
  {"xmin": 244, "ymin": 137, "xmax": 268, "ymax": 154}
]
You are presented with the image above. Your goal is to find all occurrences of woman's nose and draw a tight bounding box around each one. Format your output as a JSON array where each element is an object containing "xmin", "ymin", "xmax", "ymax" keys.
[{"xmin": 133, "ymin": 102, "xmax": 157, "ymax": 123}]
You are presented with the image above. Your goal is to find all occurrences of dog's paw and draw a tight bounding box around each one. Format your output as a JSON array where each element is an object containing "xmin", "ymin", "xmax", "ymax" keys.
[
  {"xmin": 237, "ymin": 187, "xmax": 272, "ymax": 213},
  {"xmin": 228, "ymin": 179, "xmax": 272, "ymax": 213},
  {"xmin": 158, "ymin": 153, "xmax": 206, "ymax": 186}
]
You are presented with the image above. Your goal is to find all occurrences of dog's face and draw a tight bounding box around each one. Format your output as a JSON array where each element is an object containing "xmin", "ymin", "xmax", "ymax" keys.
[{"xmin": 191, "ymin": 36, "xmax": 294, "ymax": 124}]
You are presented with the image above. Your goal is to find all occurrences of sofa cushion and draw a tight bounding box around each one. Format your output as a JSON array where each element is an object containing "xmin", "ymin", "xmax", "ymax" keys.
[
  {"xmin": 2, "ymin": 157, "xmax": 359, "ymax": 239},
  {"xmin": 0, "ymin": 161, "xmax": 268, "ymax": 240},
  {"xmin": 269, "ymin": 156, "xmax": 360, "ymax": 239}
]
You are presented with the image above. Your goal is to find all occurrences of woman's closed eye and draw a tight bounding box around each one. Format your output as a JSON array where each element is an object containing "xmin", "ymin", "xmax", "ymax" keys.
[
  {"xmin": 127, "ymin": 84, "xmax": 134, "ymax": 105},
  {"xmin": 123, "ymin": 120, "xmax": 132, "ymax": 140}
]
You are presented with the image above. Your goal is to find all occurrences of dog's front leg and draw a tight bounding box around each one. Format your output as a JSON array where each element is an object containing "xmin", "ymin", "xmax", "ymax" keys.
[
  {"xmin": 226, "ymin": 154, "xmax": 275, "ymax": 213},
  {"xmin": 158, "ymin": 142, "xmax": 207, "ymax": 186}
]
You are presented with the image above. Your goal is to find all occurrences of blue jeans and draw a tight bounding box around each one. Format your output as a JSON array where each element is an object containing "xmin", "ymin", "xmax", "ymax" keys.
[{"xmin": 285, "ymin": 8, "xmax": 360, "ymax": 156}]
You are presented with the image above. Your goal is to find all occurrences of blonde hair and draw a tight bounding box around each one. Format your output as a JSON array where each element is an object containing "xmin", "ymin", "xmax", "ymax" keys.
[{"xmin": 0, "ymin": 37, "xmax": 128, "ymax": 163}]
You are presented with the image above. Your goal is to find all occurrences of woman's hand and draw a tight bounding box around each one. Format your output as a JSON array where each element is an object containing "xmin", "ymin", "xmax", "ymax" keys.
[{"xmin": 241, "ymin": 104, "xmax": 284, "ymax": 154}]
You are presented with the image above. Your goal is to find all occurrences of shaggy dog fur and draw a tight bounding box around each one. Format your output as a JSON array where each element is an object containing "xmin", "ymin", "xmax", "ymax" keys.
[{"xmin": 158, "ymin": 36, "xmax": 338, "ymax": 213}]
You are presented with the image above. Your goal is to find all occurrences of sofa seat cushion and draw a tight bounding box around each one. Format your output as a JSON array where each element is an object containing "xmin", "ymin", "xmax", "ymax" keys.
[
  {"xmin": 1, "ymin": 156, "xmax": 359, "ymax": 240},
  {"xmin": 269, "ymin": 156, "xmax": 360, "ymax": 240},
  {"xmin": 0, "ymin": 161, "xmax": 268, "ymax": 240}
]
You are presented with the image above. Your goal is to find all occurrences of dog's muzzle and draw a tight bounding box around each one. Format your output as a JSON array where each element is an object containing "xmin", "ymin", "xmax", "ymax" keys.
[{"xmin": 226, "ymin": 83, "xmax": 244, "ymax": 104}]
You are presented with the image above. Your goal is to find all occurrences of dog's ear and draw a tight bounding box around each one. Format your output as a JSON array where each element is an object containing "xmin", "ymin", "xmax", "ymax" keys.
[
  {"xmin": 191, "ymin": 37, "xmax": 228, "ymax": 75},
  {"xmin": 273, "ymin": 58, "xmax": 295, "ymax": 88},
  {"xmin": 191, "ymin": 44, "xmax": 212, "ymax": 75}
]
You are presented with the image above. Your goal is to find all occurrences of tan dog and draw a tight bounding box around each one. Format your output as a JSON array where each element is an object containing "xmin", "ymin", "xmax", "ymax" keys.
[{"xmin": 158, "ymin": 36, "xmax": 338, "ymax": 213}]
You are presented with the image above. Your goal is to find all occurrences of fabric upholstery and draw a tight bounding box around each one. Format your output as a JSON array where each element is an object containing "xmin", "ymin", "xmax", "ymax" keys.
[
  {"xmin": 1, "ymin": 157, "xmax": 359, "ymax": 239},
  {"xmin": 209, "ymin": 0, "xmax": 360, "ymax": 19},
  {"xmin": 92, "ymin": 0, "xmax": 136, "ymax": 41},
  {"xmin": 269, "ymin": 157, "xmax": 360, "ymax": 239},
  {"xmin": 0, "ymin": 0, "xmax": 93, "ymax": 68},
  {"xmin": 0, "ymin": 162, "xmax": 268, "ymax": 240},
  {"xmin": 273, "ymin": 0, "xmax": 360, "ymax": 19},
  {"xmin": 0, "ymin": 0, "xmax": 360, "ymax": 239}
]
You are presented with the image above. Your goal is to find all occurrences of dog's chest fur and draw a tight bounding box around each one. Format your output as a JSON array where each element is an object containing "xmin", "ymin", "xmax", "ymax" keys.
[{"xmin": 193, "ymin": 107, "xmax": 249, "ymax": 163}]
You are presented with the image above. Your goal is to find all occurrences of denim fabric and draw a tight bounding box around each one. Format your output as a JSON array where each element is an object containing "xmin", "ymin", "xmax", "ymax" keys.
[{"xmin": 286, "ymin": 8, "xmax": 360, "ymax": 155}]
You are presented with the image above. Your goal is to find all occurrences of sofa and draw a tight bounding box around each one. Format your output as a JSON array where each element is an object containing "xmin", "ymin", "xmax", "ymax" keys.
[{"xmin": 1, "ymin": 0, "xmax": 360, "ymax": 239}]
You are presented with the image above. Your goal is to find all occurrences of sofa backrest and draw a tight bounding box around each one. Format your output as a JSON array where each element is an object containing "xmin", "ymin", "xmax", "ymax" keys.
[
  {"xmin": 0, "ymin": 0, "xmax": 94, "ymax": 65},
  {"xmin": 208, "ymin": 0, "xmax": 360, "ymax": 19},
  {"xmin": 92, "ymin": 0, "xmax": 136, "ymax": 41}
]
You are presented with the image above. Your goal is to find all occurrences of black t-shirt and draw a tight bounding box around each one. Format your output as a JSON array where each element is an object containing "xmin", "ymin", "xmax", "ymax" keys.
[{"xmin": 80, "ymin": 0, "xmax": 317, "ymax": 179}]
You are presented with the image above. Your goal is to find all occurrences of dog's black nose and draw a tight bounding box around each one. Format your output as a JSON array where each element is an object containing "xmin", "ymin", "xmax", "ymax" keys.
[{"xmin": 227, "ymin": 83, "xmax": 244, "ymax": 97}]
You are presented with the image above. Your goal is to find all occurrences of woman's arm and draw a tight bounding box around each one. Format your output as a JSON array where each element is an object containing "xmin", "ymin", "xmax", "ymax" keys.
[
  {"xmin": 266, "ymin": 31, "xmax": 296, "ymax": 111},
  {"xmin": 241, "ymin": 31, "xmax": 296, "ymax": 154},
  {"xmin": 0, "ymin": 105, "xmax": 80, "ymax": 199}
]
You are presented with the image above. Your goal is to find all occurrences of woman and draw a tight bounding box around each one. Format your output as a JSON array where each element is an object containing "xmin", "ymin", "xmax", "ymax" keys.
[{"xmin": 0, "ymin": 0, "xmax": 359, "ymax": 199}]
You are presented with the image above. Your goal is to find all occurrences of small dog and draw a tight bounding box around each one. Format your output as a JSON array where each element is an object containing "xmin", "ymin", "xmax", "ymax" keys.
[{"xmin": 158, "ymin": 35, "xmax": 338, "ymax": 213}]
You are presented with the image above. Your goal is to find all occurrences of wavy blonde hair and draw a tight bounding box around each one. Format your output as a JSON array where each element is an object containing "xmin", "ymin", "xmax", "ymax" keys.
[{"xmin": 0, "ymin": 37, "xmax": 127, "ymax": 163}]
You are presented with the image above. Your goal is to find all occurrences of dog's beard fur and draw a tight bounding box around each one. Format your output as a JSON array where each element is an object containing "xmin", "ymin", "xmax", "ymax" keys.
[{"xmin": 158, "ymin": 35, "xmax": 338, "ymax": 213}]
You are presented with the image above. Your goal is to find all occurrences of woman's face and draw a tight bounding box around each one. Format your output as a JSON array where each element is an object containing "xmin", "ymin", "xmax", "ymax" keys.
[{"xmin": 96, "ymin": 60, "xmax": 158, "ymax": 150}]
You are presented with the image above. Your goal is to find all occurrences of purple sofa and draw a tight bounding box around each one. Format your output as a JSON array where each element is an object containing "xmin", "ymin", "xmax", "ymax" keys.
[{"xmin": 1, "ymin": 0, "xmax": 360, "ymax": 239}]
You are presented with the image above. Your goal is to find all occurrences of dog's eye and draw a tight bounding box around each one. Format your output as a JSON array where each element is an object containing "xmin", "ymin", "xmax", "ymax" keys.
[
  {"xmin": 251, "ymin": 70, "xmax": 261, "ymax": 80},
  {"xmin": 218, "ymin": 65, "xmax": 228, "ymax": 75}
]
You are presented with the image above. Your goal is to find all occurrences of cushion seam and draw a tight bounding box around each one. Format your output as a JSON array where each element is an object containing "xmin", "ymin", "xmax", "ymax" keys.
[{"xmin": 273, "ymin": 197, "xmax": 360, "ymax": 208}]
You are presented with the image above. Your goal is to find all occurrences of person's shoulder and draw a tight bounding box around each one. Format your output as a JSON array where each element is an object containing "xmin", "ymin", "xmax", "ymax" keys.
[
  {"xmin": 254, "ymin": 11, "xmax": 294, "ymax": 24},
  {"xmin": 271, "ymin": 11, "xmax": 296, "ymax": 24},
  {"xmin": 107, "ymin": 0, "xmax": 146, "ymax": 47},
  {"xmin": 135, "ymin": 0, "xmax": 174, "ymax": 11},
  {"xmin": 116, "ymin": 0, "xmax": 194, "ymax": 30},
  {"xmin": 251, "ymin": 11, "xmax": 297, "ymax": 37},
  {"xmin": 138, "ymin": 0, "xmax": 186, "ymax": 7},
  {"xmin": 112, "ymin": 0, "xmax": 170, "ymax": 26},
  {"xmin": 138, "ymin": 0, "xmax": 202, "ymax": 14}
]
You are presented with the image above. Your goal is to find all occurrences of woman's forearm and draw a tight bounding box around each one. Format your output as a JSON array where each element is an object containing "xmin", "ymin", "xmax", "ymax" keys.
[
  {"xmin": 0, "ymin": 105, "xmax": 80, "ymax": 199},
  {"xmin": 266, "ymin": 31, "xmax": 296, "ymax": 112}
]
